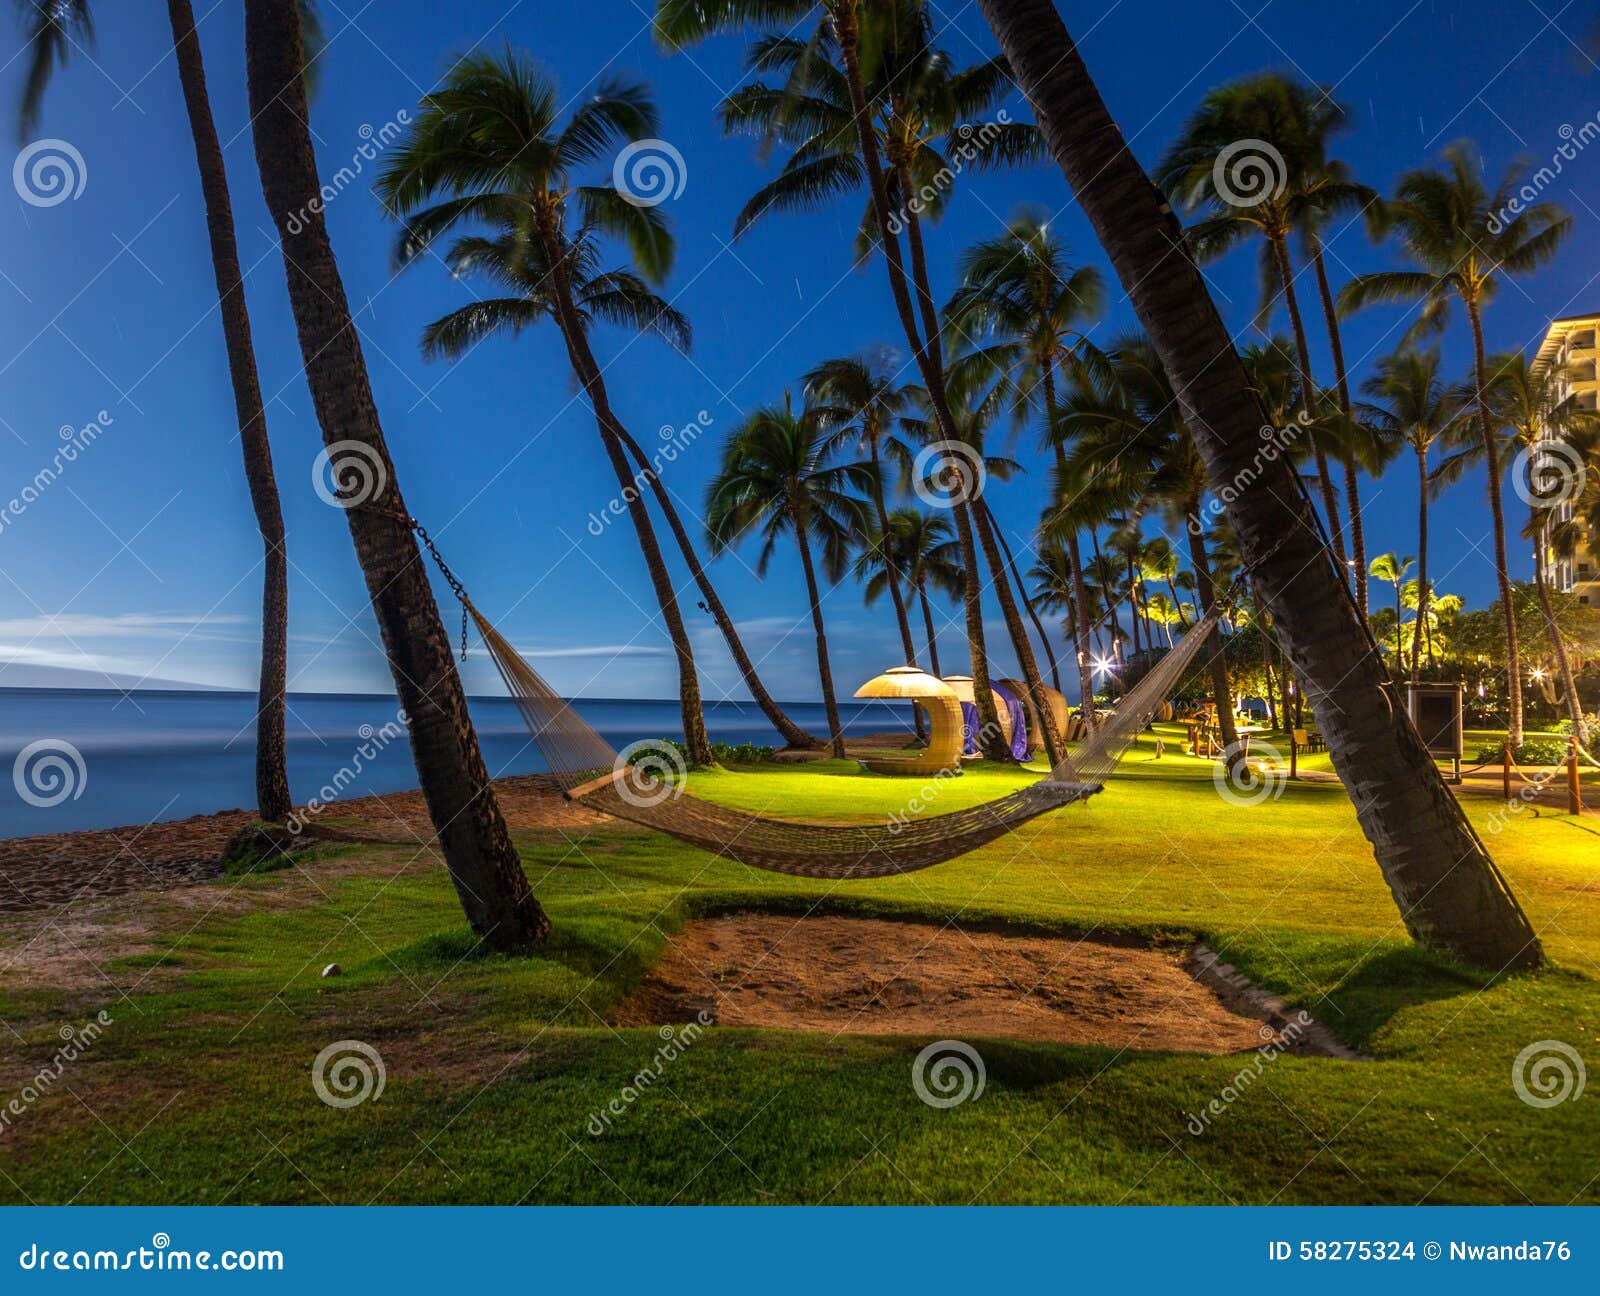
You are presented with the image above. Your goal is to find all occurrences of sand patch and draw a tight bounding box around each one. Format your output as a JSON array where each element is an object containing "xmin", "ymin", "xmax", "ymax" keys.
[{"xmin": 615, "ymin": 912, "xmax": 1344, "ymax": 1056}]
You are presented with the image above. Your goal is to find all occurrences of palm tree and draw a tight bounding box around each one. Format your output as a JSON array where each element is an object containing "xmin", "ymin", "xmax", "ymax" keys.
[
  {"xmin": 374, "ymin": 53, "xmax": 717, "ymax": 766},
  {"xmin": 903, "ymin": 375, "xmax": 1067, "ymax": 765},
  {"xmin": 857, "ymin": 506, "xmax": 964, "ymax": 678},
  {"xmin": 945, "ymin": 206, "xmax": 1105, "ymax": 719},
  {"xmin": 392, "ymin": 223, "xmax": 820, "ymax": 754},
  {"xmin": 977, "ymin": 0, "xmax": 1542, "ymax": 970},
  {"xmin": 1367, "ymin": 553, "xmax": 1415, "ymax": 676},
  {"xmin": 805, "ymin": 354, "xmax": 920, "ymax": 670},
  {"xmin": 1339, "ymin": 143, "xmax": 1571, "ymax": 747},
  {"xmin": 1401, "ymin": 578, "xmax": 1459, "ymax": 672},
  {"xmin": 660, "ymin": 0, "xmax": 1033, "ymax": 761},
  {"xmin": 706, "ymin": 395, "xmax": 873, "ymax": 759},
  {"xmin": 243, "ymin": 0, "xmax": 546, "ymax": 949},
  {"xmin": 1466, "ymin": 353, "xmax": 1595, "ymax": 744},
  {"xmin": 18, "ymin": 0, "xmax": 295, "ymax": 822},
  {"xmin": 1143, "ymin": 592, "xmax": 1191, "ymax": 647},
  {"xmin": 1359, "ymin": 347, "xmax": 1461, "ymax": 680},
  {"xmin": 1056, "ymin": 333, "xmax": 1239, "ymax": 752},
  {"xmin": 1157, "ymin": 72, "xmax": 1370, "ymax": 571}
]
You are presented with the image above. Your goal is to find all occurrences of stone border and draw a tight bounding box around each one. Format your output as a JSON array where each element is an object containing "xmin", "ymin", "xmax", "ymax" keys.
[{"xmin": 1188, "ymin": 942, "xmax": 1368, "ymax": 1061}]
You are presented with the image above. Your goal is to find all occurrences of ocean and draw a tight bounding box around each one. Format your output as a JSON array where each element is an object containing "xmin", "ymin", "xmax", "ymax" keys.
[{"xmin": 0, "ymin": 688, "xmax": 910, "ymax": 839}]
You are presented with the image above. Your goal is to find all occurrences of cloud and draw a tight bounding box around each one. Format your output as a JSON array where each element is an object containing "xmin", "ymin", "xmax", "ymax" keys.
[
  {"xmin": 0, "ymin": 612, "xmax": 251, "ymax": 640},
  {"xmin": 511, "ymin": 643, "xmax": 671, "ymax": 660}
]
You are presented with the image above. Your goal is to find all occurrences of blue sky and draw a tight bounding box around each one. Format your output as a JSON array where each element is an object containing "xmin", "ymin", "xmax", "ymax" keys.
[{"xmin": 0, "ymin": 0, "xmax": 1592, "ymax": 702}]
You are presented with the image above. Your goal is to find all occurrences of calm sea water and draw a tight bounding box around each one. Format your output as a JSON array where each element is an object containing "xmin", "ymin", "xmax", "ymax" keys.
[{"xmin": 0, "ymin": 688, "xmax": 909, "ymax": 839}]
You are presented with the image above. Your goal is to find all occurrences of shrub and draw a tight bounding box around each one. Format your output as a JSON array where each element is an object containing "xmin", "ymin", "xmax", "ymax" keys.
[{"xmin": 1474, "ymin": 739, "xmax": 1571, "ymax": 767}]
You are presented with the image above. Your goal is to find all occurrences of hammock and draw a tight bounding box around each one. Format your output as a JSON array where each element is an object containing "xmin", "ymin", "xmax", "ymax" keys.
[{"xmin": 462, "ymin": 588, "xmax": 1223, "ymax": 880}]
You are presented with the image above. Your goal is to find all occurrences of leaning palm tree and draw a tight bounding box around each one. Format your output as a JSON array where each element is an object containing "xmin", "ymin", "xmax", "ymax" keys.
[
  {"xmin": 18, "ymin": 0, "xmax": 296, "ymax": 822},
  {"xmin": 660, "ymin": 0, "xmax": 1033, "ymax": 760},
  {"xmin": 945, "ymin": 206, "xmax": 1105, "ymax": 718},
  {"xmin": 706, "ymin": 396, "xmax": 873, "ymax": 760},
  {"xmin": 1367, "ymin": 553, "xmax": 1415, "ymax": 676},
  {"xmin": 243, "ymin": 0, "xmax": 546, "ymax": 949},
  {"xmin": 1339, "ymin": 143, "xmax": 1571, "ymax": 747},
  {"xmin": 1358, "ymin": 347, "xmax": 1461, "ymax": 680},
  {"xmin": 977, "ymin": 0, "xmax": 1542, "ymax": 970},
  {"xmin": 374, "ymin": 52, "xmax": 723, "ymax": 762},
  {"xmin": 1158, "ymin": 72, "xmax": 1371, "ymax": 570}
]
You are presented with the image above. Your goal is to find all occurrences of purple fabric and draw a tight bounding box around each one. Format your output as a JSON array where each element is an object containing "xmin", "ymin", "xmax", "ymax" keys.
[
  {"xmin": 992, "ymin": 681, "xmax": 1030, "ymax": 759},
  {"xmin": 960, "ymin": 701, "xmax": 981, "ymax": 756}
]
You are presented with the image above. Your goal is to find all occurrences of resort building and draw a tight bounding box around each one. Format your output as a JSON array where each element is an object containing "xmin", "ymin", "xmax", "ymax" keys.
[{"xmin": 1532, "ymin": 312, "xmax": 1600, "ymax": 606}]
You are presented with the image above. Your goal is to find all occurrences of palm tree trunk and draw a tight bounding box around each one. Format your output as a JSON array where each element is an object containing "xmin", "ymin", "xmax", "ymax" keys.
[
  {"xmin": 867, "ymin": 437, "xmax": 927, "ymax": 742},
  {"xmin": 1411, "ymin": 444, "xmax": 1430, "ymax": 683},
  {"xmin": 831, "ymin": 0, "xmax": 1005, "ymax": 757},
  {"xmin": 917, "ymin": 582, "xmax": 942, "ymax": 678},
  {"xmin": 533, "ymin": 218, "xmax": 715, "ymax": 767},
  {"xmin": 243, "ymin": 0, "xmax": 547, "ymax": 951},
  {"xmin": 1467, "ymin": 300, "xmax": 1524, "ymax": 747},
  {"xmin": 973, "ymin": 501, "xmax": 1066, "ymax": 766},
  {"xmin": 168, "ymin": 0, "xmax": 291, "ymax": 824},
  {"xmin": 1183, "ymin": 494, "xmax": 1239, "ymax": 751},
  {"xmin": 1043, "ymin": 367, "xmax": 1097, "ymax": 730},
  {"xmin": 1312, "ymin": 241, "xmax": 1367, "ymax": 614},
  {"xmin": 982, "ymin": 0, "xmax": 1541, "ymax": 970},
  {"xmin": 897, "ymin": 158, "xmax": 947, "ymax": 379},
  {"xmin": 984, "ymin": 499, "xmax": 1063, "ymax": 690},
  {"xmin": 611, "ymin": 426, "xmax": 822, "ymax": 750},
  {"xmin": 792, "ymin": 512, "xmax": 847, "ymax": 759},
  {"xmin": 1394, "ymin": 584, "xmax": 1404, "ymax": 676},
  {"xmin": 952, "ymin": 502, "xmax": 1012, "ymax": 760},
  {"xmin": 1269, "ymin": 232, "xmax": 1348, "ymax": 570},
  {"xmin": 1532, "ymin": 516, "xmax": 1589, "ymax": 746}
]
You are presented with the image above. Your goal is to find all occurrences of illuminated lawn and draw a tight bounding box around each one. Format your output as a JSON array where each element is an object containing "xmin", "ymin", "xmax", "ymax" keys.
[{"xmin": 1, "ymin": 727, "xmax": 1595, "ymax": 1205}]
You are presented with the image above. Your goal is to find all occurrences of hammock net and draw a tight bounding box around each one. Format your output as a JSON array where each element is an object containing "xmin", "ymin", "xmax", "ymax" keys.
[{"xmin": 467, "ymin": 599, "xmax": 1224, "ymax": 879}]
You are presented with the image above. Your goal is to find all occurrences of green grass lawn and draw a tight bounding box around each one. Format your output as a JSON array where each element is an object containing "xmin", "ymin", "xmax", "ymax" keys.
[{"xmin": 0, "ymin": 726, "xmax": 1595, "ymax": 1205}]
